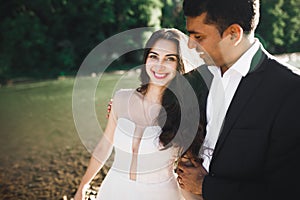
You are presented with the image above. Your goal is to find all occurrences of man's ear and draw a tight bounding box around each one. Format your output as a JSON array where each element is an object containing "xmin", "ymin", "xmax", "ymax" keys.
[{"xmin": 223, "ymin": 24, "xmax": 243, "ymax": 45}]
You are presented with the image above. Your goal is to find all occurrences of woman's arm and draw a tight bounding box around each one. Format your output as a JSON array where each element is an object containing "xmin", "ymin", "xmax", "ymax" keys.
[{"xmin": 74, "ymin": 104, "xmax": 117, "ymax": 200}]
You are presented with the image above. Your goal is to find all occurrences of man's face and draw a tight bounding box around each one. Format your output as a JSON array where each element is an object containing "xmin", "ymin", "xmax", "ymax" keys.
[{"xmin": 186, "ymin": 13, "xmax": 231, "ymax": 67}]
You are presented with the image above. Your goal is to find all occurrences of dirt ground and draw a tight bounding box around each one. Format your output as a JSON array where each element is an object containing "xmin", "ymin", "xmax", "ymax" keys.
[
  {"xmin": 0, "ymin": 78, "xmax": 116, "ymax": 200},
  {"xmin": 0, "ymin": 143, "xmax": 110, "ymax": 200}
]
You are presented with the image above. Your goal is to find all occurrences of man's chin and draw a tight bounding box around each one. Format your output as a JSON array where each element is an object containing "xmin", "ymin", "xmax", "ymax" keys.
[{"xmin": 202, "ymin": 58, "xmax": 215, "ymax": 66}]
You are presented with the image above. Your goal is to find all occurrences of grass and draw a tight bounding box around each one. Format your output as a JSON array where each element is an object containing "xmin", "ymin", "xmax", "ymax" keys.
[
  {"xmin": 0, "ymin": 72, "xmax": 140, "ymax": 167},
  {"xmin": 0, "ymin": 71, "xmax": 140, "ymax": 199}
]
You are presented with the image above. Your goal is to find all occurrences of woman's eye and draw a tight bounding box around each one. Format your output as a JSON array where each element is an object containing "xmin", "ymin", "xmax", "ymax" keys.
[
  {"xmin": 148, "ymin": 54, "xmax": 158, "ymax": 59},
  {"xmin": 166, "ymin": 56, "xmax": 177, "ymax": 62}
]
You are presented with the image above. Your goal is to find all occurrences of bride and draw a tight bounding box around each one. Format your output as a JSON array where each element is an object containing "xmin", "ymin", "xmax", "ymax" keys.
[{"xmin": 74, "ymin": 28, "xmax": 204, "ymax": 200}]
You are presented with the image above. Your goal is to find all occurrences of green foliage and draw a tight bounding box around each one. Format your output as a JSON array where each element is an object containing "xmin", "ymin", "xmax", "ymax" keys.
[
  {"xmin": 0, "ymin": 0, "xmax": 299, "ymax": 82},
  {"xmin": 161, "ymin": 0, "xmax": 186, "ymax": 32},
  {"xmin": 0, "ymin": 0, "xmax": 161, "ymax": 82},
  {"xmin": 257, "ymin": 0, "xmax": 300, "ymax": 53}
]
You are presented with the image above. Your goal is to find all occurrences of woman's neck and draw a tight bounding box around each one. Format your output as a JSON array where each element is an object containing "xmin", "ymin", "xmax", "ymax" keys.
[{"xmin": 145, "ymin": 84, "xmax": 165, "ymax": 104}]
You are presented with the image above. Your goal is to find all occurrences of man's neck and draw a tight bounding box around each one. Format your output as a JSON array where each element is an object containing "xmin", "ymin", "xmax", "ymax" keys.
[{"xmin": 220, "ymin": 35, "xmax": 255, "ymax": 75}]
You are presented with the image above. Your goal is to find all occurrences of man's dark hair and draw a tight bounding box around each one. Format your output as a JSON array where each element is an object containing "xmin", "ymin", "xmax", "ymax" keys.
[{"xmin": 183, "ymin": 0, "xmax": 260, "ymax": 35}]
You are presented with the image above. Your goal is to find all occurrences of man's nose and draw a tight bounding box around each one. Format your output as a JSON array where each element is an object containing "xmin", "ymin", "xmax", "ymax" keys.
[{"xmin": 188, "ymin": 37, "xmax": 197, "ymax": 49}]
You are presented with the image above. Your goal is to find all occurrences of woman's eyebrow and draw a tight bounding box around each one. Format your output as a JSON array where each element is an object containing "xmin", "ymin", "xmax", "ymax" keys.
[
  {"xmin": 166, "ymin": 54, "xmax": 178, "ymax": 57},
  {"xmin": 149, "ymin": 51, "xmax": 178, "ymax": 57},
  {"xmin": 149, "ymin": 51, "xmax": 159, "ymax": 55}
]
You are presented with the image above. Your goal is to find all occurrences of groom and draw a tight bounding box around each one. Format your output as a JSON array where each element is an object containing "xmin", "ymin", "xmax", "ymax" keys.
[{"xmin": 177, "ymin": 0, "xmax": 300, "ymax": 200}]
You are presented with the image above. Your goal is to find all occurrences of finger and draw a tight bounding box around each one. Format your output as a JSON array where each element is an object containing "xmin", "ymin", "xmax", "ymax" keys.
[
  {"xmin": 179, "ymin": 183, "xmax": 185, "ymax": 189},
  {"xmin": 177, "ymin": 176, "xmax": 182, "ymax": 184},
  {"xmin": 194, "ymin": 160, "xmax": 208, "ymax": 175},
  {"xmin": 176, "ymin": 168, "xmax": 183, "ymax": 176},
  {"xmin": 189, "ymin": 157, "xmax": 201, "ymax": 167},
  {"xmin": 177, "ymin": 161, "xmax": 187, "ymax": 171},
  {"xmin": 177, "ymin": 176, "xmax": 181, "ymax": 182},
  {"xmin": 177, "ymin": 177, "xmax": 185, "ymax": 189},
  {"xmin": 200, "ymin": 166, "xmax": 208, "ymax": 175}
]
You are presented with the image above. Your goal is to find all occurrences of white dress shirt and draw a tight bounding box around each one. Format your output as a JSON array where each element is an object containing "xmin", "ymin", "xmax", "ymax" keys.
[{"xmin": 201, "ymin": 39, "xmax": 261, "ymax": 172}]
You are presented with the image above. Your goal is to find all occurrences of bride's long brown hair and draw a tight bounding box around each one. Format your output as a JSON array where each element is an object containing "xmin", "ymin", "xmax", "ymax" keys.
[{"xmin": 137, "ymin": 28, "xmax": 205, "ymax": 156}]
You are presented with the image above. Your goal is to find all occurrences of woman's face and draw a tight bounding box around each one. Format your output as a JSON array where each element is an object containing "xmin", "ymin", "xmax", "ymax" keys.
[{"xmin": 145, "ymin": 39, "xmax": 179, "ymax": 87}]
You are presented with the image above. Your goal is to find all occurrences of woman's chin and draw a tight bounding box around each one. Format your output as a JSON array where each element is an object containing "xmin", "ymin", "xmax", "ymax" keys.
[{"xmin": 150, "ymin": 81, "xmax": 168, "ymax": 87}]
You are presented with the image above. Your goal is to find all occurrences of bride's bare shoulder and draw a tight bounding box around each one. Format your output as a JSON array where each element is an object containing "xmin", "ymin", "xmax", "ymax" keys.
[
  {"xmin": 115, "ymin": 88, "xmax": 134, "ymax": 97},
  {"xmin": 113, "ymin": 88, "xmax": 142, "ymax": 102}
]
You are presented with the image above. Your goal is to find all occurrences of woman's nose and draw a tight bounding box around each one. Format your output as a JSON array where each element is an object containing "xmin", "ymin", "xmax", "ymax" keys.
[
  {"xmin": 154, "ymin": 57, "xmax": 165, "ymax": 66},
  {"xmin": 153, "ymin": 62, "xmax": 166, "ymax": 71}
]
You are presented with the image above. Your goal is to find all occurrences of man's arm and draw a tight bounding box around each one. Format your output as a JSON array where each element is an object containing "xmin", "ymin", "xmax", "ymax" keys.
[{"xmin": 176, "ymin": 66, "xmax": 210, "ymax": 195}]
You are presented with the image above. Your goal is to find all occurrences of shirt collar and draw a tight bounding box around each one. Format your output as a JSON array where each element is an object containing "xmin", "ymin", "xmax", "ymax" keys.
[
  {"xmin": 208, "ymin": 39, "xmax": 261, "ymax": 77},
  {"xmin": 229, "ymin": 39, "xmax": 260, "ymax": 77},
  {"xmin": 208, "ymin": 65, "xmax": 221, "ymax": 77}
]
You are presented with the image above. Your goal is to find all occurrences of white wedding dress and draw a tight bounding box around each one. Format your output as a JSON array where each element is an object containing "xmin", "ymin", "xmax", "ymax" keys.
[{"xmin": 95, "ymin": 89, "xmax": 184, "ymax": 200}]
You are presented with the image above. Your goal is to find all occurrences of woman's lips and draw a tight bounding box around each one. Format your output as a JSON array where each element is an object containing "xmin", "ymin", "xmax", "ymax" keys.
[{"xmin": 153, "ymin": 71, "xmax": 168, "ymax": 79}]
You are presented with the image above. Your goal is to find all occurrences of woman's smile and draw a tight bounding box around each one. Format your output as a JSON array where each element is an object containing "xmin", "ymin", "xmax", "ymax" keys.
[{"xmin": 152, "ymin": 70, "xmax": 170, "ymax": 79}]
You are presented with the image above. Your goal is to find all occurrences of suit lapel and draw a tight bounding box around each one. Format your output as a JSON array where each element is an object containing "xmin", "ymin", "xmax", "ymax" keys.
[{"xmin": 212, "ymin": 47, "xmax": 267, "ymax": 159}]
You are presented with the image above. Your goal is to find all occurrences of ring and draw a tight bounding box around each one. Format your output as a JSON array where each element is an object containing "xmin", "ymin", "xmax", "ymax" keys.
[{"xmin": 177, "ymin": 177, "xmax": 183, "ymax": 185}]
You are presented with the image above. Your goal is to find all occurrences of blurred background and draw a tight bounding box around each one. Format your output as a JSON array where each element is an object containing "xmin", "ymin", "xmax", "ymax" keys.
[
  {"xmin": 0, "ymin": 0, "xmax": 299, "ymax": 199},
  {"xmin": 0, "ymin": 0, "xmax": 299, "ymax": 84}
]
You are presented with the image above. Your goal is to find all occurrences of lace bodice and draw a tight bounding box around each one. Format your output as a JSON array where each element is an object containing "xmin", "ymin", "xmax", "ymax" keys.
[{"xmin": 109, "ymin": 89, "xmax": 178, "ymax": 184}]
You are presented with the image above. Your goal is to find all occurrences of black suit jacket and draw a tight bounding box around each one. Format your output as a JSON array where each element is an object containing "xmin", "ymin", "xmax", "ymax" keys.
[{"xmin": 186, "ymin": 47, "xmax": 300, "ymax": 200}]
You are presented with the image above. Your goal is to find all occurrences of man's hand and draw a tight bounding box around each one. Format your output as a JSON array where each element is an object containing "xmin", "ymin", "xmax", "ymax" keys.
[{"xmin": 176, "ymin": 157, "xmax": 208, "ymax": 195}]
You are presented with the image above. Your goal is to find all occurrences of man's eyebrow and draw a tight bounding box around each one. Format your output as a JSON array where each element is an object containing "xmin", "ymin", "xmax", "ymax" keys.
[{"xmin": 187, "ymin": 30, "xmax": 200, "ymax": 34}]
